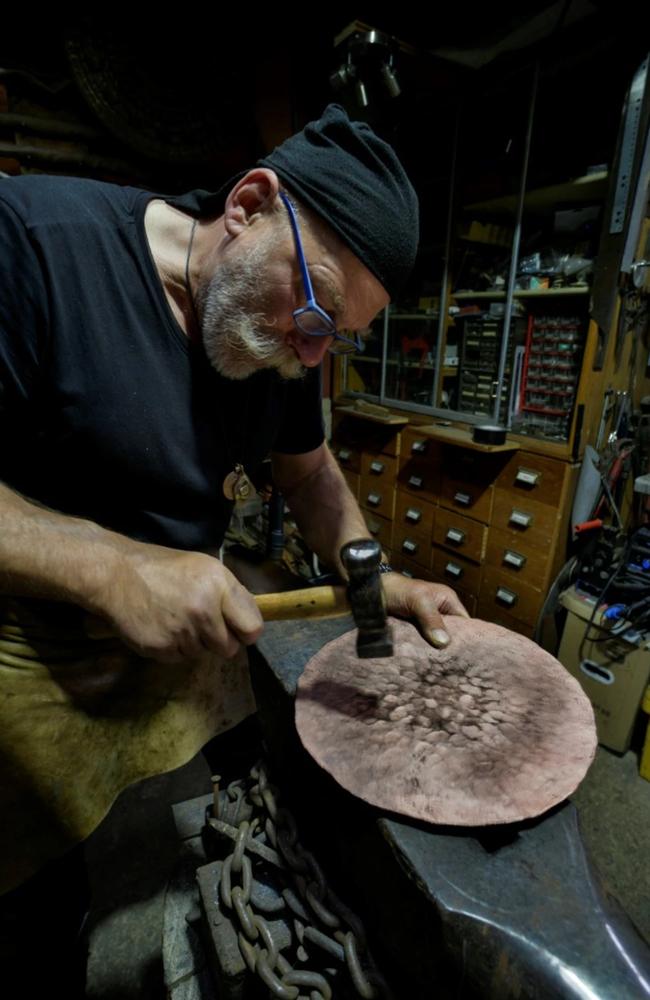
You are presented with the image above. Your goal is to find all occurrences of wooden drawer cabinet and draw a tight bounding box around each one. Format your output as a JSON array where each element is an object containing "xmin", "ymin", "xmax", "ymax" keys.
[
  {"xmin": 439, "ymin": 477, "xmax": 493, "ymax": 524},
  {"xmin": 491, "ymin": 489, "xmax": 558, "ymax": 551},
  {"xmin": 394, "ymin": 490, "xmax": 436, "ymax": 538},
  {"xmin": 359, "ymin": 476, "xmax": 395, "ymax": 520},
  {"xmin": 393, "ymin": 525, "xmax": 432, "ymax": 570},
  {"xmin": 361, "ymin": 452, "xmax": 398, "ymax": 484},
  {"xmin": 431, "ymin": 547, "xmax": 482, "ymax": 593},
  {"xmin": 475, "ymin": 599, "xmax": 535, "ymax": 638},
  {"xmin": 479, "ymin": 567, "xmax": 542, "ymax": 626},
  {"xmin": 496, "ymin": 452, "xmax": 566, "ymax": 507},
  {"xmin": 401, "ymin": 428, "xmax": 439, "ymax": 461},
  {"xmin": 363, "ymin": 511, "xmax": 393, "ymax": 552},
  {"xmin": 485, "ymin": 527, "xmax": 549, "ymax": 589},
  {"xmin": 434, "ymin": 508, "xmax": 487, "ymax": 564},
  {"xmin": 394, "ymin": 553, "xmax": 435, "ymax": 582}
]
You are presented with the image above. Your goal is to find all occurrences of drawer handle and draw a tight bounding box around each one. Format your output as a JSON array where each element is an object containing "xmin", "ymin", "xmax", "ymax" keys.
[
  {"xmin": 366, "ymin": 519, "xmax": 380, "ymax": 536},
  {"xmin": 446, "ymin": 527, "xmax": 466, "ymax": 545},
  {"xmin": 454, "ymin": 491, "xmax": 472, "ymax": 506},
  {"xmin": 516, "ymin": 467, "xmax": 540, "ymax": 487},
  {"xmin": 367, "ymin": 493, "xmax": 382, "ymax": 507},
  {"xmin": 411, "ymin": 440, "xmax": 428, "ymax": 455},
  {"xmin": 496, "ymin": 586, "xmax": 518, "ymax": 607},
  {"xmin": 338, "ymin": 448, "xmax": 351, "ymax": 462},
  {"xmin": 445, "ymin": 561, "xmax": 463, "ymax": 579},
  {"xmin": 509, "ymin": 508, "xmax": 532, "ymax": 529},
  {"xmin": 408, "ymin": 475, "xmax": 424, "ymax": 489},
  {"xmin": 401, "ymin": 568, "xmax": 415, "ymax": 578},
  {"xmin": 402, "ymin": 539, "xmax": 418, "ymax": 555},
  {"xmin": 406, "ymin": 507, "xmax": 422, "ymax": 524},
  {"xmin": 370, "ymin": 460, "xmax": 385, "ymax": 475},
  {"xmin": 503, "ymin": 549, "xmax": 526, "ymax": 570}
]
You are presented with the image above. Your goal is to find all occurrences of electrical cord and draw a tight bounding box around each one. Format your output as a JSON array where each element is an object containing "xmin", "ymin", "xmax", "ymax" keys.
[{"xmin": 577, "ymin": 535, "xmax": 632, "ymax": 664}]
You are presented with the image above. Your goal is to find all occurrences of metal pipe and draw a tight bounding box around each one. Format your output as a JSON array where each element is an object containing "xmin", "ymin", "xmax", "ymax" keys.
[{"xmin": 432, "ymin": 105, "xmax": 461, "ymax": 408}]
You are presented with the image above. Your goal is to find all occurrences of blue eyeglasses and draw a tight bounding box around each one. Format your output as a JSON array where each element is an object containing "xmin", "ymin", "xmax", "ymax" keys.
[{"xmin": 279, "ymin": 192, "xmax": 362, "ymax": 355}]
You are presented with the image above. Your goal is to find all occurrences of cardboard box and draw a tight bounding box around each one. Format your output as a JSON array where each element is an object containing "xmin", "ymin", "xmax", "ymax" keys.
[{"xmin": 558, "ymin": 587, "xmax": 650, "ymax": 753}]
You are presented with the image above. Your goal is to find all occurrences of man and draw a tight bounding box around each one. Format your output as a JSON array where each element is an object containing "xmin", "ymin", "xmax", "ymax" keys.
[{"xmin": 0, "ymin": 104, "xmax": 466, "ymax": 984}]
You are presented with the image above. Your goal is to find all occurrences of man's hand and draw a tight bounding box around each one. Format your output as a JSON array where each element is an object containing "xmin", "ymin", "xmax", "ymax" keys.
[
  {"xmin": 381, "ymin": 572, "xmax": 469, "ymax": 648},
  {"xmin": 94, "ymin": 547, "xmax": 263, "ymax": 663}
]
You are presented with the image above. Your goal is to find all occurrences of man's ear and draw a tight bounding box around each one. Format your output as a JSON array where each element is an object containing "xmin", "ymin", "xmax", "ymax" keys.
[{"xmin": 224, "ymin": 168, "xmax": 280, "ymax": 237}]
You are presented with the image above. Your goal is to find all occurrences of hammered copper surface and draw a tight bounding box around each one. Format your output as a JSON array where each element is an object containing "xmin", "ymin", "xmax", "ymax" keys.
[{"xmin": 295, "ymin": 618, "xmax": 597, "ymax": 826}]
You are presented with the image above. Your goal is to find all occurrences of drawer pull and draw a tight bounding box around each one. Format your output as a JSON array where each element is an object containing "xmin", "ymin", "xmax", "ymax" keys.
[
  {"xmin": 366, "ymin": 518, "xmax": 380, "ymax": 536},
  {"xmin": 408, "ymin": 475, "xmax": 424, "ymax": 489},
  {"xmin": 402, "ymin": 539, "xmax": 418, "ymax": 555},
  {"xmin": 445, "ymin": 561, "xmax": 463, "ymax": 579},
  {"xmin": 367, "ymin": 493, "xmax": 382, "ymax": 507},
  {"xmin": 401, "ymin": 569, "xmax": 415, "ymax": 578},
  {"xmin": 496, "ymin": 586, "xmax": 518, "ymax": 607},
  {"xmin": 454, "ymin": 491, "xmax": 472, "ymax": 506},
  {"xmin": 406, "ymin": 507, "xmax": 422, "ymax": 524},
  {"xmin": 503, "ymin": 549, "xmax": 526, "ymax": 570},
  {"xmin": 411, "ymin": 440, "xmax": 428, "ymax": 455},
  {"xmin": 370, "ymin": 460, "xmax": 385, "ymax": 475},
  {"xmin": 509, "ymin": 508, "xmax": 532, "ymax": 529},
  {"xmin": 338, "ymin": 448, "xmax": 351, "ymax": 462},
  {"xmin": 446, "ymin": 527, "xmax": 466, "ymax": 545},
  {"xmin": 516, "ymin": 467, "xmax": 540, "ymax": 487}
]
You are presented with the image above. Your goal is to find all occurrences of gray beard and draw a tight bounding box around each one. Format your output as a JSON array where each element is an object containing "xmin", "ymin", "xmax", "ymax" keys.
[{"xmin": 196, "ymin": 245, "xmax": 305, "ymax": 381}]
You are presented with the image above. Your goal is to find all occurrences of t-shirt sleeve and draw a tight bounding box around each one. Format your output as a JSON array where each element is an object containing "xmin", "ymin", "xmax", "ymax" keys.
[
  {"xmin": 272, "ymin": 365, "xmax": 325, "ymax": 455},
  {"xmin": 0, "ymin": 193, "xmax": 49, "ymax": 416}
]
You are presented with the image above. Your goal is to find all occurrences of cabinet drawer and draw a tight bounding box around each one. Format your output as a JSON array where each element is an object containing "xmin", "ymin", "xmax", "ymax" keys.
[
  {"xmin": 363, "ymin": 511, "xmax": 393, "ymax": 552},
  {"xmin": 361, "ymin": 452, "xmax": 398, "ymax": 484},
  {"xmin": 491, "ymin": 488, "xmax": 558, "ymax": 551},
  {"xmin": 433, "ymin": 508, "xmax": 486, "ymax": 564},
  {"xmin": 394, "ymin": 490, "xmax": 436, "ymax": 538},
  {"xmin": 393, "ymin": 553, "xmax": 435, "ymax": 582},
  {"xmin": 439, "ymin": 477, "xmax": 493, "ymax": 524},
  {"xmin": 332, "ymin": 443, "xmax": 361, "ymax": 473},
  {"xmin": 397, "ymin": 459, "xmax": 440, "ymax": 503},
  {"xmin": 393, "ymin": 525, "xmax": 432, "ymax": 570},
  {"xmin": 479, "ymin": 567, "xmax": 543, "ymax": 627},
  {"xmin": 485, "ymin": 527, "xmax": 550, "ymax": 588},
  {"xmin": 342, "ymin": 469, "xmax": 360, "ymax": 500},
  {"xmin": 331, "ymin": 414, "xmax": 400, "ymax": 457},
  {"xmin": 496, "ymin": 452, "xmax": 567, "ymax": 507},
  {"xmin": 401, "ymin": 428, "xmax": 439, "ymax": 460},
  {"xmin": 475, "ymin": 599, "xmax": 535, "ymax": 638},
  {"xmin": 359, "ymin": 476, "xmax": 395, "ymax": 520},
  {"xmin": 431, "ymin": 546, "xmax": 482, "ymax": 593}
]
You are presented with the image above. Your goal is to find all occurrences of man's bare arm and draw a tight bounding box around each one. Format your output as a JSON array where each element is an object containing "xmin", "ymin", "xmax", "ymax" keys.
[{"xmin": 0, "ymin": 481, "xmax": 263, "ymax": 661}]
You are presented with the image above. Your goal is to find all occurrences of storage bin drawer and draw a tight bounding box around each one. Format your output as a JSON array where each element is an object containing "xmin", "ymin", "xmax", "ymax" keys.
[
  {"xmin": 485, "ymin": 527, "xmax": 550, "ymax": 588},
  {"xmin": 433, "ymin": 508, "xmax": 486, "ymax": 564},
  {"xmin": 393, "ymin": 553, "xmax": 435, "ymax": 582},
  {"xmin": 439, "ymin": 477, "xmax": 493, "ymax": 524},
  {"xmin": 361, "ymin": 452, "xmax": 398, "ymax": 484},
  {"xmin": 397, "ymin": 459, "xmax": 440, "ymax": 503},
  {"xmin": 496, "ymin": 452, "xmax": 567, "ymax": 507},
  {"xmin": 332, "ymin": 443, "xmax": 361, "ymax": 473},
  {"xmin": 475, "ymin": 599, "xmax": 535, "ymax": 638},
  {"xmin": 394, "ymin": 490, "xmax": 436, "ymax": 538},
  {"xmin": 479, "ymin": 567, "xmax": 543, "ymax": 626},
  {"xmin": 431, "ymin": 546, "xmax": 482, "ymax": 593},
  {"xmin": 491, "ymin": 488, "xmax": 558, "ymax": 551},
  {"xmin": 359, "ymin": 477, "xmax": 395, "ymax": 520},
  {"xmin": 342, "ymin": 469, "xmax": 360, "ymax": 500},
  {"xmin": 393, "ymin": 525, "xmax": 432, "ymax": 570}
]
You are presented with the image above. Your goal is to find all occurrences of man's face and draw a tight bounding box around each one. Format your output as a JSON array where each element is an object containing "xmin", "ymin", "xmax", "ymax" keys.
[{"xmin": 196, "ymin": 207, "xmax": 389, "ymax": 381}]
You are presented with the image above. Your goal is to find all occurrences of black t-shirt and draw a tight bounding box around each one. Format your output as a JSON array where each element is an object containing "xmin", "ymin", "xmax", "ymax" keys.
[{"xmin": 0, "ymin": 175, "xmax": 324, "ymax": 550}]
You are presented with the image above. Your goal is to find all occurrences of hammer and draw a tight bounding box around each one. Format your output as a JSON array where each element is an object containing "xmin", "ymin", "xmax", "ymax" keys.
[{"xmin": 255, "ymin": 538, "xmax": 394, "ymax": 658}]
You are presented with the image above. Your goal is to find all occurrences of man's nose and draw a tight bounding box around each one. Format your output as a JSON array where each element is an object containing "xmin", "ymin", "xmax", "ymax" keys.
[{"xmin": 285, "ymin": 330, "xmax": 332, "ymax": 367}]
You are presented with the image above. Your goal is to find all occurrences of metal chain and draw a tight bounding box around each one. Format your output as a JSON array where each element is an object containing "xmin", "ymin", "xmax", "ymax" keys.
[{"xmin": 209, "ymin": 759, "xmax": 392, "ymax": 1000}]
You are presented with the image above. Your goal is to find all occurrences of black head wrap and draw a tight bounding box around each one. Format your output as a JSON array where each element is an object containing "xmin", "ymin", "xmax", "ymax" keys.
[{"xmin": 258, "ymin": 104, "xmax": 419, "ymax": 300}]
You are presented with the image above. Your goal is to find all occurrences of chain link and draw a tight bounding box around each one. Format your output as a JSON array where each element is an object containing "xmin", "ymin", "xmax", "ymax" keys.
[{"xmin": 209, "ymin": 759, "xmax": 392, "ymax": 999}]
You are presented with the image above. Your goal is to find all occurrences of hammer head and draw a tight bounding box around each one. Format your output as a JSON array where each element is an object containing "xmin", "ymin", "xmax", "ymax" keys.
[{"xmin": 340, "ymin": 539, "xmax": 394, "ymax": 658}]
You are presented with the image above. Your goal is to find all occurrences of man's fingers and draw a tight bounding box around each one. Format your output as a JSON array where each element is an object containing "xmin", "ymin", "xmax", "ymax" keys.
[{"xmin": 221, "ymin": 581, "xmax": 264, "ymax": 647}]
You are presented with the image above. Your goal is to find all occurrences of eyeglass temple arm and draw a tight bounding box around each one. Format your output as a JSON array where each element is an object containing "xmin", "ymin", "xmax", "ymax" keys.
[{"xmin": 279, "ymin": 192, "xmax": 317, "ymax": 305}]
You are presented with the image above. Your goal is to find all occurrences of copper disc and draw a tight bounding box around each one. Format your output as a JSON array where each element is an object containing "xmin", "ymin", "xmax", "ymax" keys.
[{"xmin": 295, "ymin": 618, "xmax": 597, "ymax": 826}]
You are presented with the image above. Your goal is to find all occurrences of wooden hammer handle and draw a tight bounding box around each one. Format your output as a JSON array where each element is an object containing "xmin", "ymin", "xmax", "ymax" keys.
[{"xmin": 254, "ymin": 585, "xmax": 349, "ymax": 621}]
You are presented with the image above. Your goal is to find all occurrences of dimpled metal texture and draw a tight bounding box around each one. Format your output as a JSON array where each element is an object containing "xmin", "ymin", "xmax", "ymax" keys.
[{"xmin": 295, "ymin": 618, "xmax": 597, "ymax": 826}]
